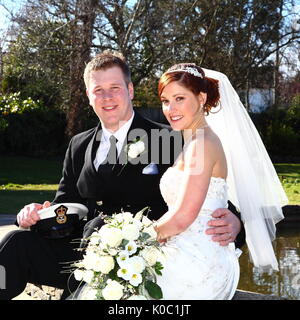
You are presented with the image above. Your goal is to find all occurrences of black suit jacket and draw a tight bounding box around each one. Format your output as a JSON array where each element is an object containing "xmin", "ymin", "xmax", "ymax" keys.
[{"xmin": 53, "ymin": 111, "xmax": 245, "ymax": 247}]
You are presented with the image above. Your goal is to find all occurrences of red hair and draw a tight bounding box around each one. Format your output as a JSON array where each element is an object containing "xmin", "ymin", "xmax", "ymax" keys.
[{"xmin": 158, "ymin": 63, "xmax": 220, "ymax": 115}]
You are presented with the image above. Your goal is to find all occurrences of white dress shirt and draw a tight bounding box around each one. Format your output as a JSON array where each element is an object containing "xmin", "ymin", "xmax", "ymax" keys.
[{"xmin": 93, "ymin": 112, "xmax": 135, "ymax": 170}]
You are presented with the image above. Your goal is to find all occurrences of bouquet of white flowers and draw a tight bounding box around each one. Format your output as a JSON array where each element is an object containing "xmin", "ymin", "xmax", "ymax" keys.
[{"xmin": 72, "ymin": 208, "xmax": 164, "ymax": 300}]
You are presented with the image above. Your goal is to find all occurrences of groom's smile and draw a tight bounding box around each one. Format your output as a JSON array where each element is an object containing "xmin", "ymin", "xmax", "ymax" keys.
[{"xmin": 102, "ymin": 105, "xmax": 118, "ymax": 111}]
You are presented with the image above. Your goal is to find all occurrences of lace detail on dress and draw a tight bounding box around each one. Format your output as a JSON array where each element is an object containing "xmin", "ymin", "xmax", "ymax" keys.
[{"xmin": 159, "ymin": 167, "xmax": 228, "ymax": 209}]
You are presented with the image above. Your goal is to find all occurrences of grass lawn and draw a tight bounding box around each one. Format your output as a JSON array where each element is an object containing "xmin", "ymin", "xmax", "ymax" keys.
[
  {"xmin": 274, "ymin": 163, "xmax": 300, "ymax": 205},
  {"xmin": 0, "ymin": 156, "xmax": 299, "ymax": 215},
  {"xmin": 0, "ymin": 156, "xmax": 62, "ymax": 214}
]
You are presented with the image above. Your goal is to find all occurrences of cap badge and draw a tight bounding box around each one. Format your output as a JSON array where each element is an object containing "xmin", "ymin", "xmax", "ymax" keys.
[{"xmin": 55, "ymin": 205, "xmax": 68, "ymax": 224}]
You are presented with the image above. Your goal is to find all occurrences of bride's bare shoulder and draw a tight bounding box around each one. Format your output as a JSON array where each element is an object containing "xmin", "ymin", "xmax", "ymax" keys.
[
  {"xmin": 205, "ymin": 128, "xmax": 224, "ymax": 152},
  {"xmin": 189, "ymin": 128, "xmax": 223, "ymax": 154}
]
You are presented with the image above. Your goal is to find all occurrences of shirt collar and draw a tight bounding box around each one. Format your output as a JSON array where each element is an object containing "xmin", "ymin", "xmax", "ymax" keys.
[{"xmin": 100, "ymin": 111, "xmax": 135, "ymax": 143}]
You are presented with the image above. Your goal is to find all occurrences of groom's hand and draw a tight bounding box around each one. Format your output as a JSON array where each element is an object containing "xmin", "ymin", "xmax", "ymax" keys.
[
  {"xmin": 205, "ymin": 208, "xmax": 241, "ymax": 246},
  {"xmin": 17, "ymin": 201, "xmax": 51, "ymax": 228}
]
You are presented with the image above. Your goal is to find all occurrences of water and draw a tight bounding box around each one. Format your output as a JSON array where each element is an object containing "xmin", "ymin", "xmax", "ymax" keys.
[{"xmin": 238, "ymin": 228, "xmax": 300, "ymax": 300}]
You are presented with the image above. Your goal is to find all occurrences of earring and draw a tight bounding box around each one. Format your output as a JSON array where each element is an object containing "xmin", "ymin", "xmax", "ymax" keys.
[{"xmin": 199, "ymin": 104, "xmax": 204, "ymax": 113}]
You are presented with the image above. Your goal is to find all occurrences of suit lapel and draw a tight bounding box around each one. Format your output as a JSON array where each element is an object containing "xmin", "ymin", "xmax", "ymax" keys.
[
  {"xmin": 112, "ymin": 112, "xmax": 150, "ymax": 176},
  {"xmin": 85, "ymin": 122, "xmax": 102, "ymax": 174},
  {"xmin": 77, "ymin": 123, "xmax": 104, "ymax": 197}
]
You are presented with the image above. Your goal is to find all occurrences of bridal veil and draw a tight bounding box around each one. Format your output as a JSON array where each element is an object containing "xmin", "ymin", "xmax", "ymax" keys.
[{"xmin": 203, "ymin": 68, "xmax": 288, "ymax": 271}]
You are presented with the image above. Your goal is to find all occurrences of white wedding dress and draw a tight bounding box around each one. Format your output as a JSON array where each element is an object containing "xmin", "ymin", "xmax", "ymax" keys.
[{"xmin": 156, "ymin": 167, "xmax": 240, "ymax": 300}]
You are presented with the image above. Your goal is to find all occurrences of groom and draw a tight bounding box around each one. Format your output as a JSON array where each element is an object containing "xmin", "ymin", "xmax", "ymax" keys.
[{"xmin": 0, "ymin": 50, "xmax": 244, "ymax": 300}]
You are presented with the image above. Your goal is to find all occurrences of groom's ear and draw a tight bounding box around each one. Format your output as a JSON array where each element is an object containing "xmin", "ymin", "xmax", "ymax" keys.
[
  {"xmin": 128, "ymin": 82, "xmax": 134, "ymax": 100},
  {"xmin": 198, "ymin": 92, "xmax": 207, "ymax": 105}
]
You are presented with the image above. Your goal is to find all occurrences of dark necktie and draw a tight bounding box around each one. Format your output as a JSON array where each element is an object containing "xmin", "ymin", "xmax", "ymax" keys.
[
  {"xmin": 98, "ymin": 135, "xmax": 118, "ymax": 173},
  {"xmin": 106, "ymin": 135, "xmax": 118, "ymax": 164}
]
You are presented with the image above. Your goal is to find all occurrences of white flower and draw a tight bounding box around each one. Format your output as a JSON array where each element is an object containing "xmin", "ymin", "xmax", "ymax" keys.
[
  {"xmin": 127, "ymin": 295, "xmax": 148, "ymax": 300},
  {"xmin": 99, "ymin": 225, "xmax": 123, "ymax": 247},
  {"xmin": 115, "ymin": 211, "xmax": 133, "ymax": 223},
  {"xmin": 74, "ymin": 269, "xmax": 84, "ymax": 281},
  {"xmin": 134, "ymin": 219, "xmax": 143, "ymax": 230},
  {"xmin": 96, "ymin": 255, "xmax": 115, "ymax": 274},
  {"xmin": 73, "ymin": 209, "xmax": 165, "ymax": 301},
  {"xmin": 128, "ymin": 140, "xmax": 145, "ymax": 159},
  {"xmin": 117, "ymin": 265, "xmax": 133, "ymax": 281},
  {"xmin": 128, "ymin": 256, "xmax": 145, "ymax": 274},
  {"xmin": 122, "ymin": 223, "xmax": 140, "ymax": 241},
  {"xmin": 82, "ymin": 250, "xmax": 115, "ymax": 274},
  {"xmin": 96, "ymin": 242, "xmax": 107, "ymax": 251},
  {"xmin": 83, "ymin": 270, "xmax": 94, "ymax": 284},
  {"xmin": 82, "ymin": 251, "xmax": 100, "ymax": 270},
  {"xmin": 107, "ymin": 247, "xmax": 118, "ymax": 256},
  {"xmin": 102, "ymin": 280, "xmax": 124, "ymax": 300},
  {"xmin": 89, "ymin": 231, "xmax": 101, "ymax": 245},
  {"xmin": 128, "ymin": 146, "xmax": 139, "ymax": 159},
  {"xmin": 114, "ymin": 213, "xmax": 124, "ymax": 222},
  {"xmin": 125, "ymin": 241, "xmax": 137, "ymax": 255},
  {"xmin": 117, "ymin": 251, "xmax": 129, "ymax": 266},
  {"xmin": 140, "ymin": 247, "xmax": 160, "ymax": 266},
  {"xmin": 135, "ymin": 140, "xmax": 145, "ymax": 153},
  {"xmin": 143, "ymin": 225, "xmax": 157, "ymax": 240},
  {"xmin": 129, "ymin": 273, "xmax": 143, "ymax": 287},
  {"xmin": 81, "ymin": 286, "xmax": 98, "ymax": 300},
  {"xmin": 122, "ymin": 211, "xmax": 134, "ymax": 222}
]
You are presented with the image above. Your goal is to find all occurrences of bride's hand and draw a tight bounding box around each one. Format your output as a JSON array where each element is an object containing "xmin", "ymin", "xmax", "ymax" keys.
[
  {"xmin": 158, "ymin": 238, "xmax": 167, "ymax": 244},
  {"xmin": 154, "ymin": 223, "xmax": 169, "ymax": 243},
  {"xmin": 205, "ymin": 208, "xmax": 241, "ymax": 246}
]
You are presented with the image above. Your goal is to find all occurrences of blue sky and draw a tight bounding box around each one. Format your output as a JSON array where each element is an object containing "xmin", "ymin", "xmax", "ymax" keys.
[
  {"xmin": 0, "ymin": 0, "xmax": 298, "ymax": 75},
  {"xmin": 1, "ymin": 0, "xmax": 299, "ymax": 30},
  {"xmin": 0, "ymin": 0, "xmax": 24, "ymax": 30},
  {"xmin": 0, "ymin": 0, "xmax": 139, "ymax": 30},
  {"xmin": 1, "ymin": 1, "xmax": 299, "ymax": 36}
]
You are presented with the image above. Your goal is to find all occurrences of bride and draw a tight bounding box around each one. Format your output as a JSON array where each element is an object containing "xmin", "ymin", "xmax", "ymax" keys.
[{"xmin": 152, "ymin": 63, "xmax": 287, "ymax": 299}]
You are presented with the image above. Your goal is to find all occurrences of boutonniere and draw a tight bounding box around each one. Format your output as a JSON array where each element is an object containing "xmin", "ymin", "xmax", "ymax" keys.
[
  {"xmin": 115, "ymin": 137, "xmax": 146, "ymax": 176},
  {"xmin": 126, "ymin": 139, "xmax": 145, "ymax": 160}
]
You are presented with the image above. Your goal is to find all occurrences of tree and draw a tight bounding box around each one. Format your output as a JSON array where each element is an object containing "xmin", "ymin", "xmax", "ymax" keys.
[
  {"xmin": 2, "ymin": 0, "xmax": 97, "ymax": 137},
  {"xmin": 1, "ymin": 0, "xmax": 300, "ymax": 138},
  {"xmin": 1, "ymin": 2, "xmax": 72, "ymax": 107},
  {"xmin": 66, "ymin": 0, "xmax": 97, "ymax": 137}
]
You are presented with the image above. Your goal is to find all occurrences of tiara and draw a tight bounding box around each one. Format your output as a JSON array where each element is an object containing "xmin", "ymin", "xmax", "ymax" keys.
[{"xmin": 166, "ymin": 66, "xmax": 203, "ymax": 78}]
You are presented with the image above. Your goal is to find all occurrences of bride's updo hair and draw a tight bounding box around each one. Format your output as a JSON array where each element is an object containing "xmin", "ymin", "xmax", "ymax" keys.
[{"xmin": 158, "ymin": 63, "xmax": 220, "ymax": 115}]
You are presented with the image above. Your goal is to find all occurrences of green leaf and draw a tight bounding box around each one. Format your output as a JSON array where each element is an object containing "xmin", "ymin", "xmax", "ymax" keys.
[
  {"xmin": 108, "ymin": 264, "xmax": 119, "ymax": 281},
  {"xmin": 121, "ymin": 239, "xmax": 129, "ymax": 247},
  {"xmin": 145, "ymin": 280, "xmax": 163, "ymax": 299},
  {"xmin": 154, "ymin": 261, "xmax": 164, "ymax": 276},
  {"xmin": 140, "ymin": 232, "xmax": 151, "ymax": 241}
]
